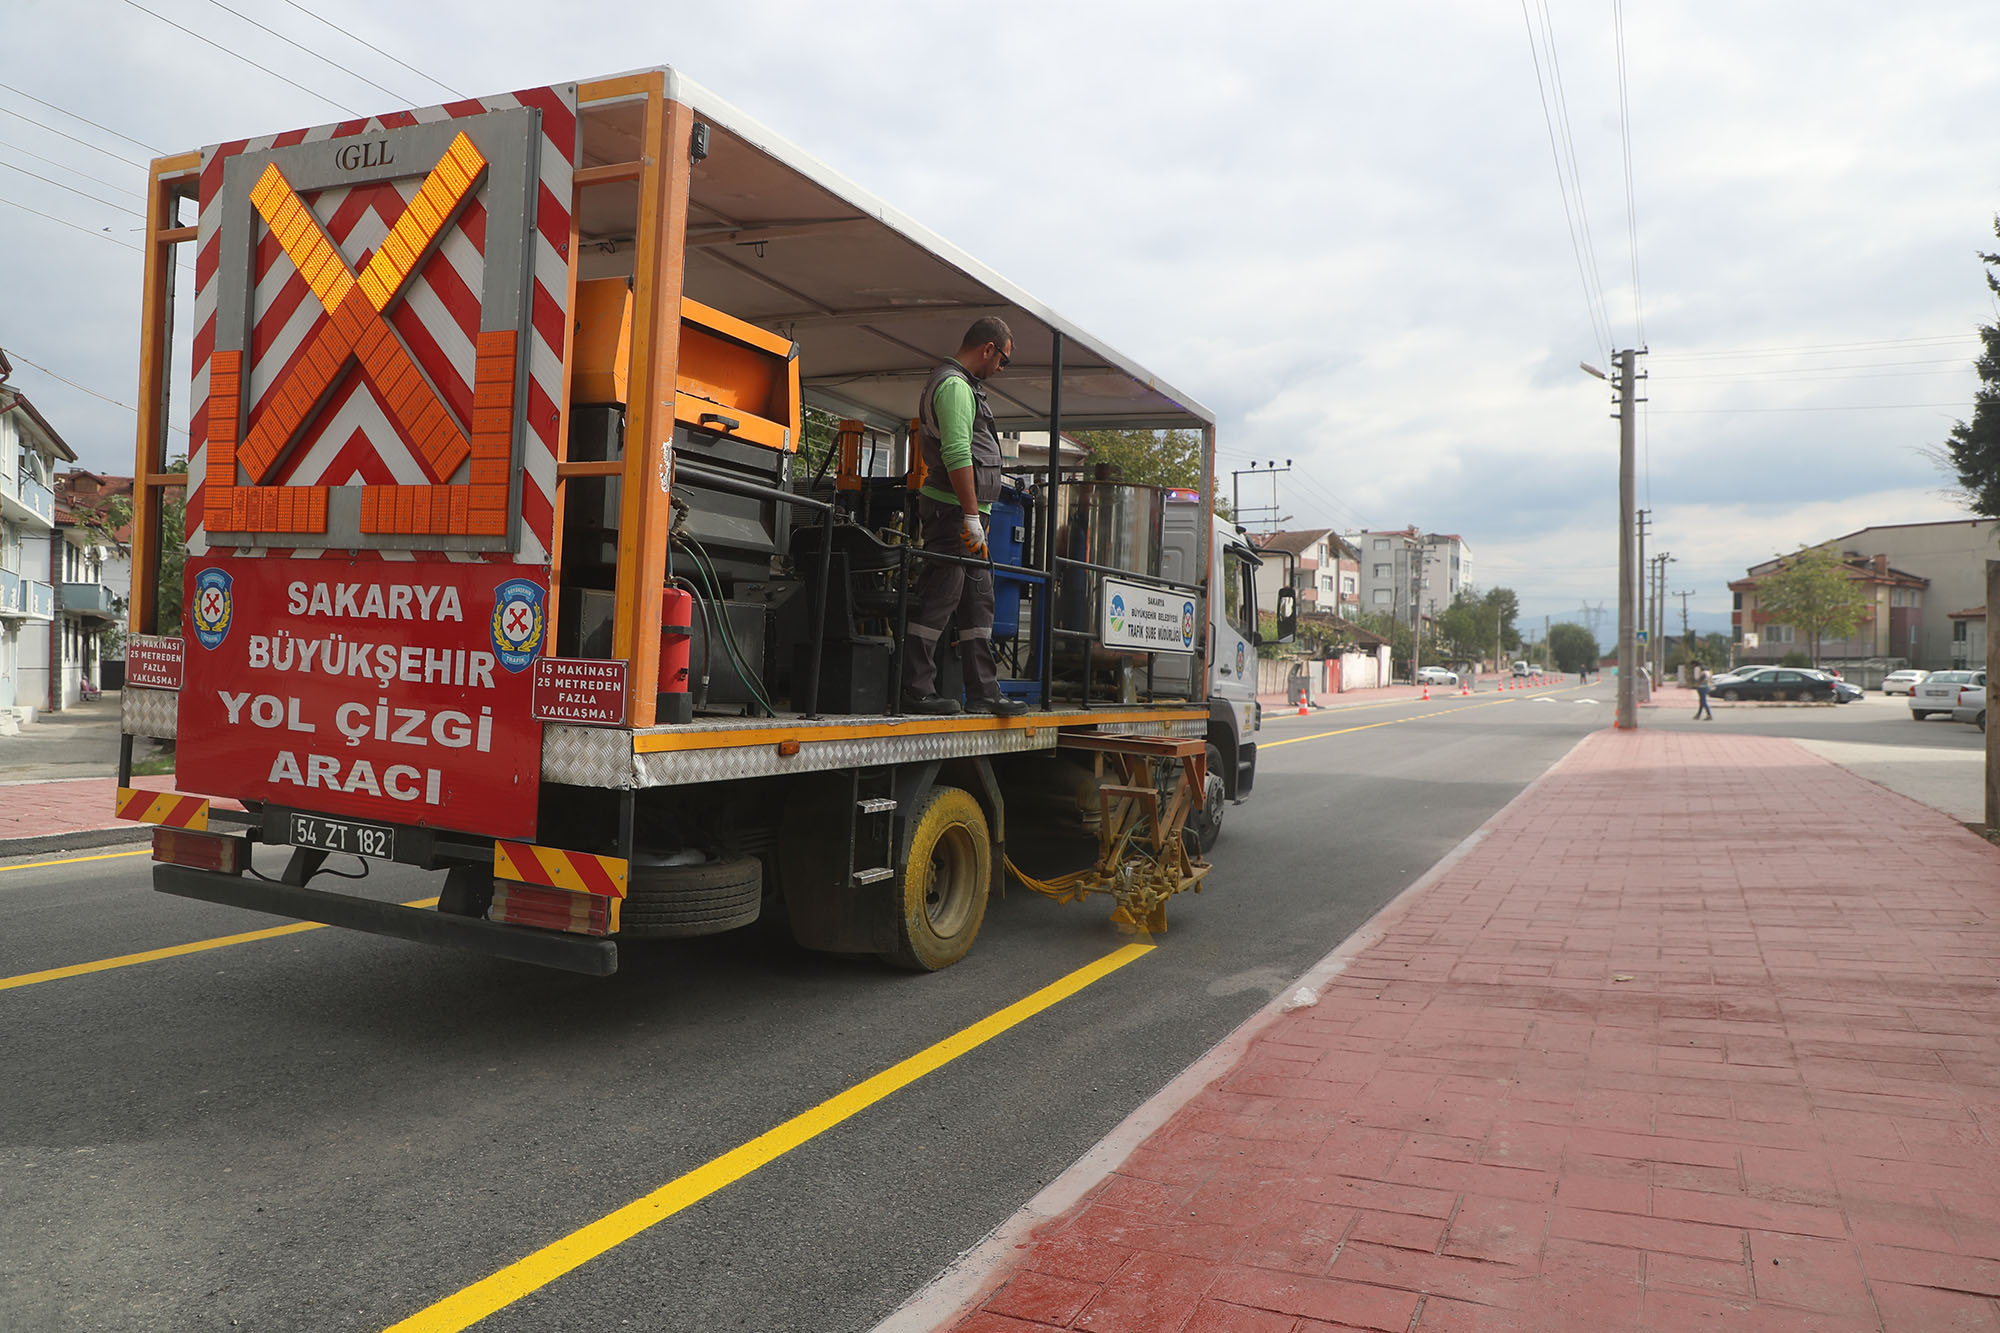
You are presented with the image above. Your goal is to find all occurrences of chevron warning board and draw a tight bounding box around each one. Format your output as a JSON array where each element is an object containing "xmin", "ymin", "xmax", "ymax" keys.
[{"xmin": 186, "ymin": 86, "xmax": 575, "ymax": 564}]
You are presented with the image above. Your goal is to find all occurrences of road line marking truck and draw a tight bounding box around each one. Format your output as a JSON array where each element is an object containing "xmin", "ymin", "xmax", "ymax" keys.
[{"xmin": 116, "ymin": 67, "xmax": 1295, "ymax": 976}]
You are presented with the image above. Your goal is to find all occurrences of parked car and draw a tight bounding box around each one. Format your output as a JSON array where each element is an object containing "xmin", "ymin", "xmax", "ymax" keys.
[
  {"xmin": 1911, "ymin": 669, "xmax": 1979, "ymax": 720},
  {"xmin": 1833, "ymin": 680, "xmax": 1864, "ymax": 704},
  {"xmin": 1511, "ymin": 661, "xmax": 1531, "ymax": 677},
  {"xmin": 1951, "ymin": 677, "xmax": 1989, "ymax": 730},
  {"xmin": 1709, "ymin": 667, "xmax": 1838, "ymax": 703},
  {"xmin": 1882, "ymin": 669, "xmax": 1929, "ymax": 696},
  {"xmin": 1416, "ymin": 666, "xmax": 1459, "ymax": 687}
]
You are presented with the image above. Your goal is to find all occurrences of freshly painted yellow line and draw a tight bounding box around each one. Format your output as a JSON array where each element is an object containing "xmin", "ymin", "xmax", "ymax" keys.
[
  {"xmin": 386, "ymin": 942, "xmax": 1156, "ymax": 1333},
  {"xmin": 0, "ymin": 848, "xmax": 150, "ymax": 874},
  {"xmin": 1264, "ymin": 684, "xmax": 1585, "ymax": 749},
  {"xmin": 0, "ymin": 896, "xmax": 441, "ymax": 992}
]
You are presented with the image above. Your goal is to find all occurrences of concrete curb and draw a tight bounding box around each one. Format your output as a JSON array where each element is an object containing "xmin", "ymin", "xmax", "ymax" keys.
[
  {"xmin": 0, "ymin": 824, "xmax": 154, "ymax": 859},
  {"xmin": 872, "ymin": 725, "xmax": 1605, "ymax": 1332}
]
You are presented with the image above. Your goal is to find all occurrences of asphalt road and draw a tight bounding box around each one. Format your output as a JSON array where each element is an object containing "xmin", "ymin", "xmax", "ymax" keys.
[{"xmin": 7, "ymin": 679, "xmax": 1952, "ymax": 1332}]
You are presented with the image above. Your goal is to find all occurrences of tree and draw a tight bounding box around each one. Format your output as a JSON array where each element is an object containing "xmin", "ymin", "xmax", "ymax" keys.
[
  {"xmin": 1355, "ymin": 609, "xmax": 1414, "ymax": 675},
  {"xmin": 1753, "ymin": 545, "xmax": 1869, "ymax": 667},
  {"xmin": 1943, "ymin": 215, "xmax": 2000, "ymax": 514},
  {"xmin": 1547, "ymin": 622, "xmax": 1598, "ymax": 673},
  {"xmin": 1068, "ymin": 429, "xmax": 1230, "ymax": 517},
  {"xmin": 1434, "ymin": 585, "xmax": 1521, "ymax": 665}
]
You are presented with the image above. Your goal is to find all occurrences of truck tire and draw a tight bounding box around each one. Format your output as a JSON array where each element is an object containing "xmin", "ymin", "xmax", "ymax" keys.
[
  {"xmin": 880, "ymin": 785, "xmax": 989, "ymax": 972},
  {"xmin": 1184, "ymin": 743, "xmax": 1226, "ymax": 857},
  {"xmin": 619, "ymin": 854, "xmax": 763, "ymax": 939}
]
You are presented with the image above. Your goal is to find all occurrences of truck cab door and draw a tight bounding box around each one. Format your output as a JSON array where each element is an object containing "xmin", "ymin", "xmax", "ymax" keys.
[{"xmin": 1211, "ymin": 543, "xmax": 1259, "ymax": 717}]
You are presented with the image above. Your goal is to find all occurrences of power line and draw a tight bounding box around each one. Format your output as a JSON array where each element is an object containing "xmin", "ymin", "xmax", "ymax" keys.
[
  {"xmin": 0, "ymin": 155, "xmax": 148, "ymax": 220},
  {"xmin": 277, "ymin": 0, "xmax": 466, "ymax": 100},
  {"xmin": 0, "ymin": 101, "xmax": 149, "ymax": 172},
  {"xmin": 5, "ymin": 350, "xmax": 190, "ymax": 437},
  {"xmin": 0, "ymin": 196, "xmax": 144, "ymax": 253},
  {"xmin": 0, "ymin": 80, "xmax": 161, "ymax": 156},
  {"xmin": 1519, "ymin": 0, "xmax": 1610, "ymax": 360},
  {"xmin": 1612, "ymin": 0, "xmax": 1645, "ymax": 347},
  {"xmin": 118, "ymin": 0, "xmax": 360, "ymax": 116},
  {"xmin": 1651, "ymin": 334, "xmax": 1975, "ymax": 361},
  {"xmin": 1648, "ymin": 402, "xmax": 1969, "ymax": 414},
  {"xmin": 202, "ymin": 0, "xmax": 425, "ymax": 108},
  {"xmin": 1536, "ymin": 0, "xmax": 1614, "ymax": 352},
  {"xmin": 0, "ymin": 136, "xmax": 146, "ymax": 203}
]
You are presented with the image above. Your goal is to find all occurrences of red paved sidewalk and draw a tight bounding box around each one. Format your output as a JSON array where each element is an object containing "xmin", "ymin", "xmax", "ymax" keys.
[
  {"xmin": 0, "ymin": 776, "xmax": 157, "ymax": 855},
  {"xmin": 916, "ymin": 729, "xmax": 2000, "ymax": 1331}
]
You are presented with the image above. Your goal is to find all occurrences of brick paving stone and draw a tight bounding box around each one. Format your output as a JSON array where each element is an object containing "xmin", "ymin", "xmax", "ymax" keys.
[{"xmin": 936, "ymin": 731, "xmax": 2000, "ymax": 1332}]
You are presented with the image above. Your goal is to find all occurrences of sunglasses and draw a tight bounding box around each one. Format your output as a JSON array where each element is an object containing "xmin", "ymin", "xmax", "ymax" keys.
[{"xmin": 993, "ymin": 345, "xmax": 1011, "ymax": 369}]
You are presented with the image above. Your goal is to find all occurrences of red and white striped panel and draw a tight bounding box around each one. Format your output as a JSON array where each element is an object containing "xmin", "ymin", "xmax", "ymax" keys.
[{"xmin": 187, "ymin": 87, "xmax": 575, "ymax": 564}]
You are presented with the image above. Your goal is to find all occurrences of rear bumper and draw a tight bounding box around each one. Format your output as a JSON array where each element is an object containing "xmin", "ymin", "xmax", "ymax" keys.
[{"xmin": 153, "ymin": 865, "xmax": 618, "ymax": 976}]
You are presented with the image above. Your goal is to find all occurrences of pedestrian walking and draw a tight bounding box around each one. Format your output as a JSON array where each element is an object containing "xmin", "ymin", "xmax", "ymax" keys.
[{"xmin": 1692, "ymin": 662, "xmax": 1714, "ymax": 719}]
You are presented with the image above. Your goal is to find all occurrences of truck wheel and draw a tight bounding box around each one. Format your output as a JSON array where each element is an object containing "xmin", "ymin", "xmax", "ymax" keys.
[
  {"xmin": 1184, "ymin": 743, "xmax": 1226, "ymax": 857},
  {"xmin": 619, "ymin": 854, "xmax": 763, "ymax": 938},
  {"xmin": 880, "ymin": 785, "xmax": 989, "ymax": 972}
]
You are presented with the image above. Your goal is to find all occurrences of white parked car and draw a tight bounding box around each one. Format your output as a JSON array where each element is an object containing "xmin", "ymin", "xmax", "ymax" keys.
[
  {"xmin": 1882, "ymin": 669, "xmax": 1928, "ymax": 696},
  {"xmin": 1416, "ymin": 666, "xmax": 1458, "ymax": 687},
  {"xmin": 1911, "ymin": 669, "xmax": 1979, "ymax": 720}
]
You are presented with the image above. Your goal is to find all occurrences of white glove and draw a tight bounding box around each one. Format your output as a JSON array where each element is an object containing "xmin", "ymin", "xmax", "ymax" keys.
[{"xmin": 961, "ymin": 514, "xmax": 986, "ymax": 548}]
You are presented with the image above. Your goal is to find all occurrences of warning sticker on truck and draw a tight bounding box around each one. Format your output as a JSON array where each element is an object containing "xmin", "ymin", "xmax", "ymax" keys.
[
  {"xmin": 174, "ymin": 556, "xmax": 546, "ymax": 836},
  {"xmin": 1100, "ymin": 578, "xmax": 1197, "ymax": 656}
]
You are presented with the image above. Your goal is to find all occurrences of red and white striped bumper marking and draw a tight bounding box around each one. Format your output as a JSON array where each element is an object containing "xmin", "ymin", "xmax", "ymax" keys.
[{"xmin": 492, "ymin": 840, "xmax": 628, "ymax": 899}]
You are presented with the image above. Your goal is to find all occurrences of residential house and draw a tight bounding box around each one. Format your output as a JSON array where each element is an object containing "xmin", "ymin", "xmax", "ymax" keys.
[
  {"xmin": 0, "ymin": 352, "xmax": 74, "ymax": 719},
  {"xmin": 54, "ymin": 470, "xmax": 131, "ymax": 703},
  {"xmin": 1807, "ymin": 520, "xmax": 2000, "ymax": 668},
  {"xmin": 1729, "ymin": 552, "xmax": 1928, "ymax": 666},
  {"xmin": 1251, "ymin": 528, "xmax": 1360, "ymax": 617}
]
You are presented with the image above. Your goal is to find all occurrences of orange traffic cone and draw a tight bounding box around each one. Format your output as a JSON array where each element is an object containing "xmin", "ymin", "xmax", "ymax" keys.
[
  {"xmin": 1297, "ymin": 701, "xmax": 1308, "ymax": 716},
  {"xmin": 1422, "ymin": 685, "xmax": 1430, "ymax": 701}
]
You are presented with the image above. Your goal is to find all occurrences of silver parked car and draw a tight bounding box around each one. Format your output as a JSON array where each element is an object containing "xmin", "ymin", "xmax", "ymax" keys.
[
  {"xmin": 1951, "ymin": 678, "xmax": 1988, "ymax": 731},
  {"xmin": 1911, "ymin": 669, "xmax": 1979, "ymax": 720},
  {"xmin": 1882, "ymin": 668, "xmax": 1928, "ymax": 696}
]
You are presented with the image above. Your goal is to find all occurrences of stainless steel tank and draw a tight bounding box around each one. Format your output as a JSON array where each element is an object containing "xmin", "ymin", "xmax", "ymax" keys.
[{"xmin": 1054, "ymin": 482, "xmax": 1166, "ymax": 634}]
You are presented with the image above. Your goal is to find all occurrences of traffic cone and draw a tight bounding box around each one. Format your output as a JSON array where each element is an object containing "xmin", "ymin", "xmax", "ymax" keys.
[
  {"xmin": 1297, "ymin": 700, "xmax": 1308, "ymax": 715},
  {"xmin": 1422, "ymin": 685, "xmax": 1430, "ymax": 701}
]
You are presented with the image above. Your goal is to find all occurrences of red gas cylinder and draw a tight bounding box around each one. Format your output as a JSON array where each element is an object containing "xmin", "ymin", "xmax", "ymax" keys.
[{"xmin": 659, "ymin": 586, "xmax": 694, "ymax": 723}]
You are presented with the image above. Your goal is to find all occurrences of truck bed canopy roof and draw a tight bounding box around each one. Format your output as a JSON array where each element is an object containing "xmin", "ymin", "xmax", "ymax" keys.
[{"xmin": 578, "ymin": 68, "xmax": 1215, "ymax": 436}]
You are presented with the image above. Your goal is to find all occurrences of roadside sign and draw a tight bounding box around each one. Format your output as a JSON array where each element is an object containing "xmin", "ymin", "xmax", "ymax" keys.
[
  {"xmin": 531, "ymin": 658, "xmax": 627, "ymax": 725},
  {"xmin": 1635, "ymin": 630, "xmax": 1649, "ymax": 643},
  {"xmin": 125, "ymin": 636, "xmax": 185, "ymax": 690},
  {"xmin": 1100, "ymin": 578, "xmax": 1197, "ymax": 655}
]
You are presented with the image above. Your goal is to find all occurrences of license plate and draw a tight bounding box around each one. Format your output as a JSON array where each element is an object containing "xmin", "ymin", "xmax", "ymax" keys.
[{"xmin": 289, "ymin": 813, "xmax": 396, "ymax": 860}]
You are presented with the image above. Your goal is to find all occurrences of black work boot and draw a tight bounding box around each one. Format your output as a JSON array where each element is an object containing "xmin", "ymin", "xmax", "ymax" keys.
[
  {"xmin": 966, "ymin": 694, "xmax": 1029, "ymax": 718},
  {"xmin": 901, "ymin": 691, "xmax": 962, "ymax": 716}
]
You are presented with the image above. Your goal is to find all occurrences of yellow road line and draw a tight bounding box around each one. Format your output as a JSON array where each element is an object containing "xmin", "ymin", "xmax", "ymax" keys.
[
  {"xmin": 1264, "ymin": 684, "xmax": 1585, "ymax": 748},
  {"xmin": 0, "ymin": 896, "xmax": 441, "ymax": 992},
  {"xmin": 385, "ymin": 942, "xmax": 1156, "ymax": 1333},
  {"xmin": 0, "ymin": 848, "xmax": 150, "ymax": 874}
]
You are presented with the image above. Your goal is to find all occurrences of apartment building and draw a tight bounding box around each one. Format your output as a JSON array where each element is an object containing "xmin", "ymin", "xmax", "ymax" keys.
[
  {"xmin": 0, "ymin": 353, "xmax": 75, "ymax": 718},
  {"xmin": 1349, "ymin": 529, "xmax": 1474, "ymax": 622}
]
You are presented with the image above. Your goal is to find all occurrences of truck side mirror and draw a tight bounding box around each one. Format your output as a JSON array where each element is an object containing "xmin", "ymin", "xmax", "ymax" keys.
[{"xmin": 1275, "ymin": 586, "xmax": 1298, "ymax": 644}]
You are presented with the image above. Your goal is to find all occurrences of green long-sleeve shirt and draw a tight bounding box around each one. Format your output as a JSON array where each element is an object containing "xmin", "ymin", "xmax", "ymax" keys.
[{"xmin": 919, "ymin": 372, "xmax": 989, "ymax": 512}]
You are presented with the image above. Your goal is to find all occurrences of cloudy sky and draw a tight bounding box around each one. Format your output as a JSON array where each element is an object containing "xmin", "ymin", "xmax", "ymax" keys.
[{"xmin": 3, "ymin": 0, "xmax": 1996, "ymax": 636}]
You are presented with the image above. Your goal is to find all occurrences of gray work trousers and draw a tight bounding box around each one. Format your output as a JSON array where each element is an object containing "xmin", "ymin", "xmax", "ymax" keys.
[{"xmin": 903, "ymin": 497, "xmax": 997, "ymax": 700}]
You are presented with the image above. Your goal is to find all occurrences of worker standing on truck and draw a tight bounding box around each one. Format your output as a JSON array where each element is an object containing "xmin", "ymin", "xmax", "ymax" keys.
[{"xmin": 902, "ymin": 317, "xmax": 1030, "ymax": 717}]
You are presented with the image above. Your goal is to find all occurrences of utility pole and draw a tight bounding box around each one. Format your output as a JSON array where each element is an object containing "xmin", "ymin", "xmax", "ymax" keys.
[
  {"xmin": 1406, "ymin": 531, "xmax": 1424, "ymax": 681},
  {"xmin": 1605, "ymin": 350, "xmax": 1644, "ymax": 728},
  {"xmin": 1674, "ymin": 589, "xmax": 1696, "ymax": 665},
  {"xmin": 1634, "ymin": 509, "xmax": 1650, "ymax": 686},
  {"xmin": 1650, "ymin": 552, "xmax": 1673, "ymax": 679},
  {"xmin": 1230, "ymin": 460, "xmax": 1291, "ymax": 533}
]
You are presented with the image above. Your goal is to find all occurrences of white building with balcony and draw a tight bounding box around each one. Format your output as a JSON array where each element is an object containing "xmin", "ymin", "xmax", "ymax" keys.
[{"xmin": 0, "ymin": 352, "xmax": 77, "ymax": 719}]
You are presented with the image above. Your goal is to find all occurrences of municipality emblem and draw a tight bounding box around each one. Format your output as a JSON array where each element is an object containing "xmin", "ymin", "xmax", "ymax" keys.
[
  {"xmin": 490, "ymin": 578, "xmax": 545, "ymax": 673},
  {"xmin": 1182, "ymin": 600, "xmax": 1197, "ymax": 649},
  {"xmin": 1109, "ymin": 593, "xmax": 1126, "ymax": 634},
  {"xmin": 192, "ymin": 567, "xmax": 234, "ymax": 649}
]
